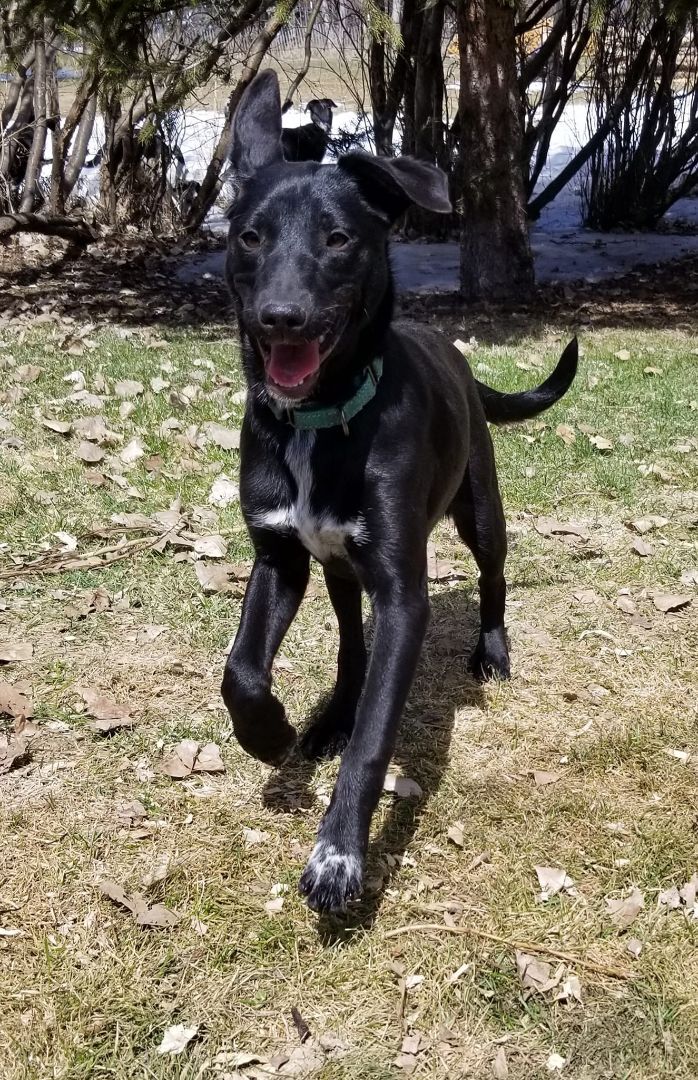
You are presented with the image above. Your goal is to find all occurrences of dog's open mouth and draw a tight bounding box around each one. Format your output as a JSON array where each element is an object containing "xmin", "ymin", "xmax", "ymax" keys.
[
  {"xmin": 267, "ymin": 340, "xmax": 321, "ymax": 398},
  {"xmin": 262, "ymin": 332, "xmax": 340, "ymax": 401}
]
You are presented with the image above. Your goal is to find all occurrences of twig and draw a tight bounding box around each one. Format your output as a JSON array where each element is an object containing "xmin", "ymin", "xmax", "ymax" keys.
[
  {"xmin": 291, "ymin": 1006, "xmax": 311, "ymax": 1044},
  {"xmin": 0, "ymin": 533, "xmax": 165, "ymax": 580},
  {"xmin": 383, "ymin": 923, "xmax": 636, "ymax": 980}
]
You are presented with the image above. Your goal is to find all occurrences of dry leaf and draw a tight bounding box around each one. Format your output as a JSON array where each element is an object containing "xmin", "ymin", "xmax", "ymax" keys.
[
  {"xmin": 160, "ymin": 739, "xmax": 199, "ymax": 778},
  {"xmin": 193, "ymin": 534, "xmax": 227, "ymax": 559},
  {"xmin": 80, "ymin": 688, "xmax": 133, "ymax": 731},
  {"xmin": 614, "ymin": 349, "xmax": 631, "ymax": 361},
  {"xmin": 652, "ymin": 593, "xmax": 692, "ymax": 613},
  {"xmin": 243, "ymin": 827, "xmax": 269, "ymax": 847},
  {"xmin": 0, "ymin": 732, "xmax": 29, "ymax": 775},
  {"xmin": 547, "ymin": 1053, "xmax": 566, "ymax": 1072},
  {"xmin": 150, "ymin": 376, "xmax": 170, "ymax": 393},
  {"xmin": 447, "ymin": 822, "xmax": 465, "ymax": 847},
  {"xmin": 616, "ymin": 595, "xmax": 637, "ymax": 615},
  {"xmin": 265, "ymin": 897, "xmax": 284, "ymax": 915},
  {"xmin": 203, "ymin": 422, "xmax": 241, "ymax": 450},
  {"xmin": 77, "ymin": 441, "xmax": 105, "ymax": 464},
  {"xmin": 535, "ymin": 866, "xmax": 575, "ymax": 900},
  {"xmin": 208, "ymin": 475, "xmax": 239, "ymax": 508},
  {"xmin": 0, "ymin": 680, "xmax": 33, "ymax": 719},
  {"xmin": 41, "ymin": 417, "xmax": 72, "ymax": 435},
  {"xmin": 555, "ymin": 974, "xmax": 583, "ymax": 1004},
  {"xmin": 533, "ymin": 770, "xmax": 561, "ymax": 787},
  {"xmin": 515, "ymin": 951, "xmax": 563, "ymax": 994},
  {"xmin": 492, "ymin": 1047, "xmax": 509, "ymax": 1079},
  {"xmin": 535, "ymin": 518, "xmax": 589, "ymax": 539},
  {"xmin": 588, "ymin": 434, "xmax": 614, "ymax": 451},
  {"xmin": 157, "ymin": 1024, "xmax": 198, "ymax": 1056},
  {"xmin": 680, "ymin": 568, "xmax": 698, "ymax": 587},
  {"xmin": 555, "ymin": 424, "xmax": 575, "ymax": 446},
  {"xmin": 114, "ymin": 379, "xmax": 144, "ymax": 399},
  {"xmin": 0, "ymin": 642, "xmax": 33, "ymax": 663},
  {"xmin": 631, "ymin": 538, "xmax": 654, "ymax": 557},
  {"xmin": 628, "ymin": 516, "xmax": 669, "ymax": 535},
  {"xmin": 626, "ymin": 938, "xmax": 643, "ymax": 958},
  {"xmin": 192, "ymin": 742, "xmax": 225, "ymax": 774},
  {"xmin": 120, "ymin": 438, "xmax": 145, "ymax": 465},
  {"xmin": 383, "ymin": 774, "xmax": 423, "ymax": 799},
  {"xmin": 136, "ymin": 903, "xmax": 181, "ymax": 928},
  {"xmin": 404, "ymin": 973, "xmax": 424, "ymax": 990},
  {"xmin": 605, "ymin": 886, "xmax": 644, "ymax": 930},
  {"xmin": 663, "ymin": 747, "xmax": 691, "ymax": 765},
  {"xmin": 194, "ymin": 561, "xmax": 242, "ymax": 595},
  {"xmin": 658, "ymin": 886, "xmax": 681, "ymax": 910}
]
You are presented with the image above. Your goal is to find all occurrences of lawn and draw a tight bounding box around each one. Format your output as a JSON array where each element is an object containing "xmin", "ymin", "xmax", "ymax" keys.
[{"xmin": 0, "ymin": 266, "xmax": 697, "ymax": 1079}]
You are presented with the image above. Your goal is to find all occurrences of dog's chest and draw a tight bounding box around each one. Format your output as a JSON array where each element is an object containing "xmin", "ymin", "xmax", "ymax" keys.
[{"xmin": 258, "ymin": 432, "xmax": 365, "ymax": 562}]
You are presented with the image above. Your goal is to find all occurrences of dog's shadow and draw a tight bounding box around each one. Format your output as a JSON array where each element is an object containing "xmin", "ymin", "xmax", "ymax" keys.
[{"xmin": 261, "ymin": 583, "xmax": 487, "ymax": 937}]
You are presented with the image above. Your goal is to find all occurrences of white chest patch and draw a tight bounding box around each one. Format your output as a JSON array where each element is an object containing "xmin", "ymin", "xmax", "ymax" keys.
[{"xmin": 253, "ymin": 431, "xmax": 367, "ymax": 562}]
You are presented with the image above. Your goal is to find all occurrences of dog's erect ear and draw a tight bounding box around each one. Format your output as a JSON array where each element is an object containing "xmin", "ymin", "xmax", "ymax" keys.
[
  {"xmin": 230, "ymin": 70, "xmax": 283, "ymax": 173},
  {"xmin": 337, "ymin": 151, "xmax": 452, "ymax": 222}
]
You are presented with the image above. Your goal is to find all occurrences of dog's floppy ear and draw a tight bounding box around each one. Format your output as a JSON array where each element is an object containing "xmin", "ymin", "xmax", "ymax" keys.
[
  {"xmin": 230, "ymin": 70, "xmax": 283, "ymax": 173},
  {"xmin": 338, "ymin": 151, "xmax": 451, "ymax": 222}
]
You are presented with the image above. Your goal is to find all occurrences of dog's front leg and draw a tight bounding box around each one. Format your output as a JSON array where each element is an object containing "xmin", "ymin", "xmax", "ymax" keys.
[
  {"xmin": 299, "ymin": 574, "xmax": 429, "ymax": 913},
  {"xmin": 222, "ymin": 538, "xmax": 310, "ymax": 765}
]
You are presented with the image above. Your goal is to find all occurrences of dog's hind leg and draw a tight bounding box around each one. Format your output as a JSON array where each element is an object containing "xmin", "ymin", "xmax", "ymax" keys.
[
  {"xmin": 300, "ymin": 569, "xmax": 366, "ymax": 761},
  {"xmin": 222, "ymin": 537, "xmax": 310, "ymax": 765},
  {"xmin": 450, "ymin": 428, "xmax": 510, "ymax": 681}
]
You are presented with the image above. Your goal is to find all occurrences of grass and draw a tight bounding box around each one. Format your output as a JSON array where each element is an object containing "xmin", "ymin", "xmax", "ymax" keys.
[{"xmin": 0, "ymin": 310, "xmax": 697, "ymax": 1080}]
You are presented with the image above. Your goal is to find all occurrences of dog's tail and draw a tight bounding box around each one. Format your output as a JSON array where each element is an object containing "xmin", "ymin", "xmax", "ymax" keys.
[{"xmin": 476, "ymin": 337, "xmax": 578, "ymax": 425}]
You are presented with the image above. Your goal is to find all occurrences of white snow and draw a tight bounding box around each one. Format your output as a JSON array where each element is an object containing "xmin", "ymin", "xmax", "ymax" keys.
[{"xmin": 47, "ymin": 93, "xmax": 698, "ymax": 290}]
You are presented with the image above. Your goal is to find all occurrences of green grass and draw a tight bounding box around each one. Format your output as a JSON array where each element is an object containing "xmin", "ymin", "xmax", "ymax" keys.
[{"xmin": 0, "ymin": 319, "xmax": 697, "ymax": 1079}]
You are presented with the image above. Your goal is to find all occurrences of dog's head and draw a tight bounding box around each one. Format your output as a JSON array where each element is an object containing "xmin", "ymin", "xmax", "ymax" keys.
[
  {"xmin": 305, "ymin": 98, "xmax": 337, "ymax": 133},
  {"xmin": 226, "ymin": 70, "xmax": 451, "ymax": 404}
]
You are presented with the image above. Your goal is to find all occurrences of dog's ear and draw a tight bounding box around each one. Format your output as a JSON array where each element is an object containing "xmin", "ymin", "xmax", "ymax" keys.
[
  {"xmin": 230, "ymin": 70, "xmax": 283, "ymax": 173},
  {"xmin": 338, "ymin": 151, "xmax": 451, "ymax": 222}
]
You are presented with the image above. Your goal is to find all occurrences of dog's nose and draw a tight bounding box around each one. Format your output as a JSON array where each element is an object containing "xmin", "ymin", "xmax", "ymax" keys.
[{"xmin": 258, "ymin": 302, "xmax": 308, "ymax": 332}]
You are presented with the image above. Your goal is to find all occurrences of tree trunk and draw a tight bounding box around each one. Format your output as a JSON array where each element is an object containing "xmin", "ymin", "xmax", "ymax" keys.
[
  {"xmin": 457, "ymin": 0, "xmax": 534, "ymax": 301},
  {"xmin": 19, "ymin": 31, "xmax": 48, "ymax": 213}
]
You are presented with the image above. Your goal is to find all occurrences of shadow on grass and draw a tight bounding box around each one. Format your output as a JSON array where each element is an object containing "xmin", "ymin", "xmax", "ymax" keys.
[{"xmin": 260, "ymin": 582, "xmax": 489, "ymax": 940}]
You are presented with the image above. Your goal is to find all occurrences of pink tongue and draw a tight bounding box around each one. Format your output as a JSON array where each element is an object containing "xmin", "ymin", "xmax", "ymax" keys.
[{"xmin": 268, "ymin": 341, "xmax": 320, "ymax": 387}]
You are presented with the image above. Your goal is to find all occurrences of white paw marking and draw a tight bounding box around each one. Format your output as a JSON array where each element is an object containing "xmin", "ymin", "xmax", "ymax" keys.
[
  {"xmin": 251, "ymin": 431, "xmax": 369, "ymax": 562},
  {"xmin": 306, "ymin": 840, "xmax": 361, "ymax": 883}
]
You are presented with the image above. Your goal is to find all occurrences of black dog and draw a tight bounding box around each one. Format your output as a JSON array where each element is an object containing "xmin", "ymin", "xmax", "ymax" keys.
[
  {"xmin": 222, "ymin": 71, "xmax": 578, "ymax": 914},
  {"xmin": 281, "ymin": 98, "xmax": 337, "ymax": 162}
]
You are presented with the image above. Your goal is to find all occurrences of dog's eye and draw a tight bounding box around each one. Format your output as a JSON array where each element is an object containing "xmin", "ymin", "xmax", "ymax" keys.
[
  {"xmin": 239, "ymin": 230, "xmax": 261, "ymax": 251},
  {"xmin": 327, "ymin": 230, "xmax": 350, "ymax": 250}
]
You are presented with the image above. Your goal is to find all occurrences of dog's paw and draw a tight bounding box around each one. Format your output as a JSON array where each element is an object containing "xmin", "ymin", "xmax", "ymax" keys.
[
  {"xmin": 298, "ymin": 840, "xmax": 363, "ymax": 914},
  {"xmin": 300, "ymin": 707, "xmax": 353, "ymax": 761},
  {"xmin": 469, "ymin": 632, "xmax": 511, "ymax": 681}
]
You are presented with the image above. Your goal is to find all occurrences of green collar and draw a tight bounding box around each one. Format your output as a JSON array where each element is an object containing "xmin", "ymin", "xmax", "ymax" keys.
[{"xmin": 267, "ymin": 358, "xmax": 383, "ymax": 435}]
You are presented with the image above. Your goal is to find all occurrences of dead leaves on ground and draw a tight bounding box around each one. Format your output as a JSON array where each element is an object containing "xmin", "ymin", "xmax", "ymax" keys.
[
  {"xmin": 605, "ymin": 887, "xmax": 645, "ymax": 931},
  {"xmin": 98, "ymin": 879, "xmax": 180, "ymax": 928},
  {"xmin": 160, "ymin": 739, "xmax": 225, "ymax": 779},
  {"xmin": 78, "ymin": 686, "xmax": 134, "ymax": 733},
  {"xmin": 516, "ymin": 951, "xmax": 583, "ymax": 1005},
  {"xmin": 0, "ymin": 642, "xmax": 33, "ymax": 663}
]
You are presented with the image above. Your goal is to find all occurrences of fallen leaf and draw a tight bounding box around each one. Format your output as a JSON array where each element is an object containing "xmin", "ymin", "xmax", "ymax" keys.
[
  {"xmin": 265, "ymin": 897, "xmax": 284, "ymax": 915},
  {"xmin": 614, "ymin": 349, "xmax": 631, "ymax": 361},
  {"xmin": 208, "ymin": 475, "xmax": 239, "ymax": 508},
  {"xmin": 626, "ymin": 937, "xmax": 643, "ymax": 958},
  {"xmin": 277, "ymin": 1040, "xmax": 326, "ymax": 1076},
  {"xmin": 515, "ymin": 951, "xmax": 563, "ymax": 994},
  {"xmin": 0, "ymin": 680, "xmax": 33, "ymax": 719},
  {"xmin": 605, "ymin": 886, "xmax": 644, "ymax": 930},
  {"xmin": 616, "ymin": 595, "xmax": 637, "ymax": 615},
  {"xmin": 572, "ymin": 588, "xmax": 598, "ymax": 604},
  {"xmin": 193, "ymin": 534, "xmax": 227, "ymax": 559},
  {"xmin": 447, "ymin": 822, "xmax": 465, "ymax": 847},
  {"xmin": 555, "ymin": 974, "xmax": 583, "ymax": 1004},
  {"xmin": 0, "ymin": 642, "xmax": 33, "ymax": 663},
  {"xmin": 492, "ymin": 1047, "xmax": 509, "ymax": 1079},
  {"xmin": 192, "ymin": 742, "xmax": 225, "ymax": 774},
  {"xmin": 55, "ymin": 531, "xmax": 78, "ymax": 552},
  {"xmin": 0, "ymin": 732, "xmax": 29, "ymax": 775},
  {"xmin": 535, "ymin": 517, "xmax": 589, "ymax": 539},
  {"xmin": 120, "ymin": 438, "xmax": 145, "ymax": 465},
  {"xmin": 41, "ymin": 417, "xmax": 71, "ymax": 435},
  {"xmin": 658, "ymin": 886, "xmax": 681, "ymax": 910},
  {"xmin": 547, "ymin": 1053, "xmax": 566, "ymax": 1072},
  {"xmin": 680, "ymin": 568, "xmax": 698, "ymax": 587},
  {"xmin": 77, "ymin": 441, "xmax": 105, "ymax": 464},
  {"xmin": 383, "ymin": 774, "xmax": 423, "ymax": 799},
  {"xmin": 243, "ymin": 827, "xmax": 269, "ymax": 847},
  {"xmin": 194, "ymin": 561, "xmax": 242, "ymax": 595},
  {"xmin": 136, "ymin": 903, "xmax": 181, "ymax": 928},
  {"xmin": 394, "ymin": 1053, "xmax": 418, "ymax": 1075},
  {"xmin": 79, "ymin": 687, "xmax": 133, "ymax": 731},
  {"xmin": 160, "ymin": 739, "xmax": 199, "ymax": 778},
  {"xmin": 191, "ymin": 917, "xmax": 208, "ymax": 936},
  {"xmin": 150, "ymin": 376, "xmax": 170, "ymax": 393},
  {"xmin": 631, "ymin": 538, "xmax": 654, "ymax": 557},
  {"xmin": 203, "ymin": 422, "xmax": 241, "ymax": 450},
  {"xmin": 404, "ymin": 974, "xmax": 424, "ymax": 990},
  {"xmin": 588, "ymin": 434, "xmax": 614, "ymax": 452},
  {"xmin": 652, "ymin": 593, "xmax": 692, "ymax": 613},
  {"xmin": 555, "ymin": 424, "xmax": 575, "ymax": 446},
  {"xmin": 638, "ymin": 462, "xmax": 673, "ymax": 482},
  {"xmin": 114, "ymin": 379, "xmax": 144, "ymax": 399},
  {"xmin": 157, "ymin": 1024, "xmax": 198, "ymax": 1056},
  {"xmin": 535, "ymin": 866, "xmax": 575, "ymax": 900},
  {"xmin": 663, "ymin": 747, "xmax": 691, "ymax": 764},
  {"xmin": 533, "ymin": 770, "xmax": 561, "ymax": 787},
  {"xmin": 0, "ymin": 927, "xmax": 24, "ymax": 937}
]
